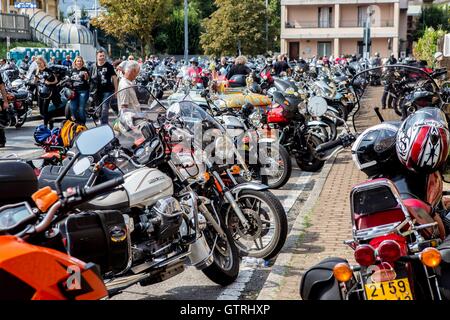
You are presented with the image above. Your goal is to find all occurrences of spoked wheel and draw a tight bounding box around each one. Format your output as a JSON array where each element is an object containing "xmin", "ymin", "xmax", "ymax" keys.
[
  {"xmin": 259, "ymin": 143, "xmax": 292, "ymax": 189},
  {"xmin": 295, "ymin": 135, "xmax": 325, "ymax": 172},
  {"xmin": 225, "ymin": 189, "xmax": 287, "ymax": 260},
  {"xmin": 202, "ymin": 212, "xmax": 240, "ymax": 286}
]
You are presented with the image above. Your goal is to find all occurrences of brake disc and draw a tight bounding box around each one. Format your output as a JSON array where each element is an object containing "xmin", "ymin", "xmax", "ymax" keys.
[{"xmin": 228, "ymin": 208, "xmax": 263, "ymax": 241}]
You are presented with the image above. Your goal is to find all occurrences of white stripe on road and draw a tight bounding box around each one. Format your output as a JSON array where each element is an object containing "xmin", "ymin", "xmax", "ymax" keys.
[{"xmin": 217, "ymin": 169, "xmax": 313, "ymax": 300}]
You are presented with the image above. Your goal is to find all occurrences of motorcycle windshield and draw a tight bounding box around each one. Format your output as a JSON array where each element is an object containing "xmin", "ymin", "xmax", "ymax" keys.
[
  {"xmin": 98, "ymin": 85, "xmax": 166, "ymax": 147},
  {"xmin": 350, "ymin": 65, "xmax": 441, "ymax": 134},
  {"xmin": 166, "ymin": 100, "xmax": 225, "ymax": 135}
]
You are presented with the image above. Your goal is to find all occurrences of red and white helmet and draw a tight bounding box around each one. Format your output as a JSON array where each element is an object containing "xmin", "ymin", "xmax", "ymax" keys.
[{"xmin": 396, "ymin": 107, "xmax": 450, "ymax": 173}]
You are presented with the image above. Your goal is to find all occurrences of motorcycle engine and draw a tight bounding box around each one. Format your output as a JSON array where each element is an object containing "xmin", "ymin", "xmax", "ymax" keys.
[{"xmin": 131, "ymin": 197, "xmax": 184, "ymax": 262}]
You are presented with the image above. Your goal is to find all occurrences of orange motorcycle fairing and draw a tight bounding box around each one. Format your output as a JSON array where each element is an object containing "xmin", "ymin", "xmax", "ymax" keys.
[{"xmin": 0, "ymin": 236, "xmax": 107, "ymax": 300}]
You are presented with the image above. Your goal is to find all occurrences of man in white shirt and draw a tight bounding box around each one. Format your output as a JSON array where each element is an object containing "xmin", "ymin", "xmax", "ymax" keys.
[{"xmin": 117, "ymin": 60, "xmax": 140, "ymax": 111}]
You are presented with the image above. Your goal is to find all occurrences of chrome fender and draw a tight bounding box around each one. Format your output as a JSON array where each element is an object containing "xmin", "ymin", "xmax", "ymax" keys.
[
  {"xmin": 230, "ymin": 182, "xmax": 269, "ymax": 197},
  {"xmin": 307, "ymin": 120, "xmax": 329, "ymax": 128}
]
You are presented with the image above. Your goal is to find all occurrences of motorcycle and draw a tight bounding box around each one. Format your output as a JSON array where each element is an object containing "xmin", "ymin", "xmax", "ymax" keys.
[
  {"xmin": 34, "ymin": 88, "xmax": 240, "ymax": 294},
  {"xmin": 300, "ymin": 65, "xmax": 450, "ymax": 300}
]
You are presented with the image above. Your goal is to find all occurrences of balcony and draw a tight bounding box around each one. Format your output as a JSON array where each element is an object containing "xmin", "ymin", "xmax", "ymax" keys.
[
  {"xmin": 0, "ymin": 13, "xmax": 31, "ymax": 40},
  {"xmin": 285, "ymin": 20, "xmax": 334, "ymax": 28},
  {"xmin": 340, "ymin": 19, "xmax": 394, "ymax": 27}
]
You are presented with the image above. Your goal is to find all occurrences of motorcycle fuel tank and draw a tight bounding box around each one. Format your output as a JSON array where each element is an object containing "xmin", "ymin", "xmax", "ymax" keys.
[{"xmin": 87, "ymin": 167, "xmax": 173, "ymax": 209}]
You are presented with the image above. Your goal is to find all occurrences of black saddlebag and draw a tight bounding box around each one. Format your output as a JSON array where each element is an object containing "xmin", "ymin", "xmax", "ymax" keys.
[
  {"xmin": 59, "ymin": 210, "xmax": 129, "ymax": 274},
  {"xmin": 299, "ymin": 257, "xmax": 347, "ymax": 300},
  {"xmin": 0, "ymin": 160, "xmax": 38, "ymax": 206}
]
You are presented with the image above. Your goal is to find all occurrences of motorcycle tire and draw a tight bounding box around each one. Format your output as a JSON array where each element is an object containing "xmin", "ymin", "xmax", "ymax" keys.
[
  {"xmin": 225, "ymin": 189, "xmax": 287, "ymax": 260},
  {"xmin": 202, "ymin": 214, "xmax": 240, "ymax": 286},
  {"xmin": 260, "ymin": 144, "xmax": 292, "ymax": 190},
  {"xmin": 295, "ymin": 135, "xmax": 325, "ymax": 172}
]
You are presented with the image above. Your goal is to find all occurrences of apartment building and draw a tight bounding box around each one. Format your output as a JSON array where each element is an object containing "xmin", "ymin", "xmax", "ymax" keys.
[{"xmin": 281, "ymin": 0, "xmax": 409, "ymax": 59}]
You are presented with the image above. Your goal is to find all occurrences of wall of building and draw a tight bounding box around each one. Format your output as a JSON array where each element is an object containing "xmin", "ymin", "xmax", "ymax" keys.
[
  {"xmin": 340, "ymin": 38, "xmax": 359, "ymax": 55},
  {"xmin": 371, "ymin": 37, "xmax": 390, "ymax": 56},
  {"xmin": 340, "ymin": 3, "xmax": 394, "ymax": 27}
]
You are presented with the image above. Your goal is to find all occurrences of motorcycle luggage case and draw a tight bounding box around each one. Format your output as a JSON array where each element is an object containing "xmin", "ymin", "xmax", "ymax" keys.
[
  {"xmin": 0, "ymin": 160, "xmax": 37, "ymax": 206},
  {"xmin": 59, "ymin": 210, "xmax": 129, "ymax": 274},
  {"xmin": 300, "ymin": 257, "xmax": 347, "ymax": 300}
]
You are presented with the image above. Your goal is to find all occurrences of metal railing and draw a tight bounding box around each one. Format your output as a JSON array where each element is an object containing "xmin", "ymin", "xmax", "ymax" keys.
[
  {"xmin": 340, "ymin": 19, "xmax": 394, "ymax": 28},
  {"xmin": 0, "ymin": 13, "xmax": 31, "ymax": 40},
  {"xmin": 285, "ymin": 20, "xmax": 334, "ymax": 28}
]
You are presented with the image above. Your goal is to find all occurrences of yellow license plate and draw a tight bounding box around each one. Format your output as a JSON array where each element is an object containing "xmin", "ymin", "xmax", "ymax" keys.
[{"xmin": 365, "ymin": 278, "xmax": 413, "ymax": 300}]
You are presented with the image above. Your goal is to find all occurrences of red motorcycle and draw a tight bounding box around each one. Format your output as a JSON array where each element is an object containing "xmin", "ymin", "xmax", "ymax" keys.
[{"xmin": 300, "ymin": 65, "xmax": 450, "ymax": 300}]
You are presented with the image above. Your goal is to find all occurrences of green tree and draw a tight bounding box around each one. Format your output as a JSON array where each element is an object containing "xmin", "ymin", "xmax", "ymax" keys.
[
  {"xmin": 92, "ymin": 0, "xmax": 172, "ymax": 56},
  {"xmin": 200, "ymin": 0, "xmax": 267, "ymax": 56},
  {"xmin": 414, "ymin": 4, "xmax": 450, "ymax": 40},
  {"xmin": 413, "ymin": 27, "xmax": 446, "ymax": 66},
  {"xmin": 267, "ymin": 0, "xmax": 281, "ymax": 53}
]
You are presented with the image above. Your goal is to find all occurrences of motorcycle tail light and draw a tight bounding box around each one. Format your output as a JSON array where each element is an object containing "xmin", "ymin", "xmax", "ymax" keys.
[
  {"xmin": 14, "ymin": 101, "xmax": 22, "ymax": 108},
  {"xmin": 377, "ymin": 240, "xmax": 402, "ymax": 263},
  {"xmin": 354, "ymin": 244, "xmax": 376, "ymax": 267}
]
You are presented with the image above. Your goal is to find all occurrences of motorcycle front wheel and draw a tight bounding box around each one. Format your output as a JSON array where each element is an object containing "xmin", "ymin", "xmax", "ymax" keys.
[
  {"xmin": 295, "ymin": 135, "xmax": 325, "ymax": 172},
  {"xmin": 224, "ymin": 189, "xmax": 287, "ymax": 260},
  {"xmin": 259, "ymin": 143, "xmax": 292, "ymax": 189},
  {"xmin": 202, "ymin": 213, "xmax": 240, "ymax": 286}
]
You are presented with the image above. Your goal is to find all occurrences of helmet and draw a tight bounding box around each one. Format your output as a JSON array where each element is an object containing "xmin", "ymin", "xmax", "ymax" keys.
[
  {"xmin": 249, "ymin": 82, "xmax": 262, "ymax": 94},
  {"xmin": 396, "ymin": 107, "xmax": 450, "ymax": 174},
  {"xmin": 352, "ymin": 123, "xmax": 399, "ymax": 177},
  {"xmin": 33, "ymin": 124, "xmax": 52, "ymax": 144}
]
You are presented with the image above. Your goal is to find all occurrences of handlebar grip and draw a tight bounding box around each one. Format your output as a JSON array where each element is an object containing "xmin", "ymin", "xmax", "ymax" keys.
[
  {"xmin": 83, "ymin": 177, "xmax": 124, "ymax": 199},
  {"xmin": 315, "ymin": 138, "xmax": 343, "ymax": 154}
]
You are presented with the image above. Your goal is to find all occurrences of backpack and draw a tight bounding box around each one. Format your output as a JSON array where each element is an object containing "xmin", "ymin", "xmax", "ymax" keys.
[{"xmin": 60, "ymin": 119, "xmax": 87, "ymax": 148}]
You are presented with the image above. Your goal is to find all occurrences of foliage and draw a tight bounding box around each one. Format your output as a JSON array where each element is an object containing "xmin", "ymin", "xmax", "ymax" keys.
[
  {"xmin": 0, "ymin": 41, "xmax": 46, "ymax": 59},
  {"xmin": 200, "ymin": 0, "xmax": 267, "ymax": 57},
  {"xmin": 413, "ymin": 4, "xmax": 450, "ymax": 40},
  {"xmin": 413, "ymin": 27, "xmax": 446, "ymax": 66},
  {"xmin": 267, "ymin": 0, "xmax": 281, "ymax": 53},
  {"xmin": 91, "ymin": 0, "xmax": 172, "ymax": 56}
]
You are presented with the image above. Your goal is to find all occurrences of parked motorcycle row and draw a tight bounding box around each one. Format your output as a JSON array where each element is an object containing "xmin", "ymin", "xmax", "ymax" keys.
[{"xmin": 1, "ymin": 54, "xmax": 450, "ymax": 301}]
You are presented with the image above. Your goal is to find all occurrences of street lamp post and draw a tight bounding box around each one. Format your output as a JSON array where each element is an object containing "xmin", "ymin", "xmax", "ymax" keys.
[{"xmin": 184, "ymin": 0, "xmax": 188, "ymax": 65}]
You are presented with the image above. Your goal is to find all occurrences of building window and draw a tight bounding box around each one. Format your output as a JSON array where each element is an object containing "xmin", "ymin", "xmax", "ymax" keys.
[
  {"xmin": 318, "ymin": 7, "xmax": 332, "ymax": 28},
  {"xmin": 358, "ymin": 6, "xmax": 368, "ymax": 27},
  {"xmin": 317, "ymin": 41, "xmax": 331, "ymax": 57}
]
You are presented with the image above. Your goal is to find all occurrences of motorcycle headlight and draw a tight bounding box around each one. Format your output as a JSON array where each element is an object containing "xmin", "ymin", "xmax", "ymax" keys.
[{"xmin": 249, "ymin": 111, "xmax": 262, "ymax": 128}]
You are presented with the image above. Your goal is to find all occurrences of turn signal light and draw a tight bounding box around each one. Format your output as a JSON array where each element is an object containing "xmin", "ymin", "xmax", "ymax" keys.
[
  {"xmin": 333, "ymin": 263, "xmax": 353, "ymax": 282},
  {"xmin": 377, "ymin": 240, "xmax": 402, "ymax": 263},
  {"xmin": 231, "ymin": 165, "xmax": 241, "ymax": 175},
  {"xmin": 421, "ymin": 247, "xmax": 442, "ymax": 268},
  {"xmin": 354, "ymin": 244, "xmax": 376, "ymax": 267},
  {"xmin": 203, "ymin": 172, "xmax": 210, "ymax": 182}
]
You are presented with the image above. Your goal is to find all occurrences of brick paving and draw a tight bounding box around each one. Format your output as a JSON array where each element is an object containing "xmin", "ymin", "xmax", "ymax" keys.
[{"xmin": 269, "ymin": 86, "xmax": 400, "ymax": 300}]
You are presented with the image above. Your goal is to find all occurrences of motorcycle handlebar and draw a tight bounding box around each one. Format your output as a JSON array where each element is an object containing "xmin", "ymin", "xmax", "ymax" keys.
[
  {"xmin": 315, "ymin": 138, "xmax": 344, "ymax": 153},
  {"xmin": 82, "ymin": 177, "xmax": 124, "ymax": 200}
]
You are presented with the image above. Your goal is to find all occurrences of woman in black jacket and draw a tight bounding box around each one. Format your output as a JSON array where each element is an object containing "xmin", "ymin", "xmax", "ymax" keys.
[{"xmin": 226, "ymin": 55, "xmax": 251, "ymax": 79}]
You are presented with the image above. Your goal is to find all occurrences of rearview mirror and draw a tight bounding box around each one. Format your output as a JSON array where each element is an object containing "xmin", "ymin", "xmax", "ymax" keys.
[{"xmin": 75, "ymin": 125, "xmax": 115, "ymax": 156}]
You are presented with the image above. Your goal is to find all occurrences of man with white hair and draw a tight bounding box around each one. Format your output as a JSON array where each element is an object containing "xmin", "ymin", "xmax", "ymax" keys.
[{"xmin": 117, "ymin": 60, "xmax": 140, "ymax": 111}]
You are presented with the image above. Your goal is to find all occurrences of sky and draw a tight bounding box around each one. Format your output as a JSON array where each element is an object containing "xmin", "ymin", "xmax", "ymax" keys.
[{"xmin": 59, "ymin": 0, "xmax": 99, "ymax": 14}]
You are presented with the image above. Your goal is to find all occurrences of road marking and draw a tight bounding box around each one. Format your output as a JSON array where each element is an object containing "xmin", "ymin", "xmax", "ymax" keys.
[{"xmin": 216, "ymin": 169, "xmax": 313, "ymax": 300}]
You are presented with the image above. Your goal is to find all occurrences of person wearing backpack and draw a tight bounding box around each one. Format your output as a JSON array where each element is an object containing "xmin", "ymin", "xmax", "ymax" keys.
[{"xmin": 91, "ymin": 50, "xmax": 118, "ymax": 125}]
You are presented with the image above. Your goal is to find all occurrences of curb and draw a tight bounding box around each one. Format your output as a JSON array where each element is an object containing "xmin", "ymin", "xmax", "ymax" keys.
[{"xmin": 256, "ymin": 151, "xmax": 341, "ymax": 300}]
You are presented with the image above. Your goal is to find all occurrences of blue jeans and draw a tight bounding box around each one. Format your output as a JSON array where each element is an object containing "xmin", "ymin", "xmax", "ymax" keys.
[
  {"xmin": 99, "ymin": 91, "xmax": 114, "ymax": 125},
  {"xmin": 70, "ymin": 90, "xmax": 89, "ymax": 124}
]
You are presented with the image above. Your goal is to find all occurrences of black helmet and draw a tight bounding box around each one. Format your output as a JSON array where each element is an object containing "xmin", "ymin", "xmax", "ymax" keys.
[
  {"xmin": 249, "ymin": 83, "xmax": 262, "ymax": 94},
  {"xmin": 351, "ymin": 123, "xmax": 399, "ymax": 177}
]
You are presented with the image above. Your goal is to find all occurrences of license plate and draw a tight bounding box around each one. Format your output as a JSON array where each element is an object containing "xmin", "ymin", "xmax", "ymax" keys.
[{"xmin": 365, "ymin": 278, "xmax": 413, "ymax": 300}]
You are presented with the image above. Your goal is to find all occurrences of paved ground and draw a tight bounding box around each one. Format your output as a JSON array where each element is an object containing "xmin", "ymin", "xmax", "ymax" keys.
[{"xmin": 257, "ymin": 86, "xmax": 401, "ymax": 300}]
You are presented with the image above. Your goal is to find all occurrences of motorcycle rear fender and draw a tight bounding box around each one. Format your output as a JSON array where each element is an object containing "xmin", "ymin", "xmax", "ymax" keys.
[
  {"xmin": 300, "ymin": 257, "xmax": 348, "ymax": 300},
  {"xmin": 230, "ymin": 182, "xmax": 269, "ymax": 197}
]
